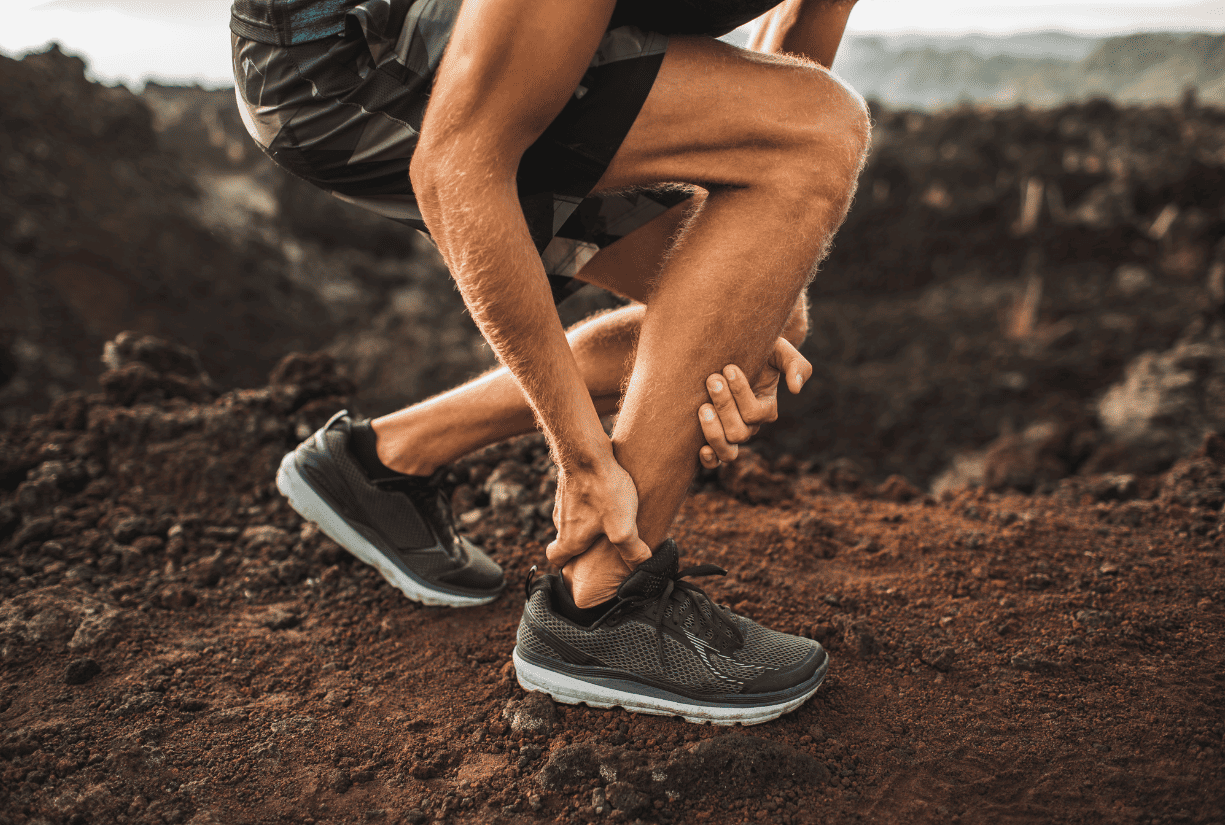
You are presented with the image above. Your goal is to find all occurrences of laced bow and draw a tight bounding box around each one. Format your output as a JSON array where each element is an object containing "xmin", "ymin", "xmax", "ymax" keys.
[{"xmin": 604, "ymin": 563, "xmax": 745, "ymax": 666}]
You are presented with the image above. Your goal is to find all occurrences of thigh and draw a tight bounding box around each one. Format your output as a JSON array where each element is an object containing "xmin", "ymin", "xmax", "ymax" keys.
[{"xmin": 595, "ymin": 35, "xmax": 865, "ymax": 193}]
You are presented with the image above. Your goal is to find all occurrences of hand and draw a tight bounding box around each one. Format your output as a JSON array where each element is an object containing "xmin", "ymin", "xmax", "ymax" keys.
[
  {"xmin": 698, "ymin": 336, "xmax": 812, "ymax": 468},
  {"xmin": 545, "ymin": 459, "xmax": 653, "ymax": 572}
]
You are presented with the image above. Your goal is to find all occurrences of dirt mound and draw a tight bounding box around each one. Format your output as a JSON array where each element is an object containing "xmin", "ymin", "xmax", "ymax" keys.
[
  {"xmin": 0, "ymin": 46, "xmax": 342, "ymax": 422},
  {"xmin": 1, "ymin": 336, "xmax": 1222, "ymax": 823},
  {"xmin": 0, "ymin": 46, "xmax": 493, "ymax": 428},
  {"xmin": 6, "ymin": 47, "xmax": 1224, "ymax": 492}
]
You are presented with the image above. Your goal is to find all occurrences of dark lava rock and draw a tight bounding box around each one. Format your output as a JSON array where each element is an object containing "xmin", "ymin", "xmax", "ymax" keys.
[
  {"xmin": 267, "ymin": 352, "xmax": 355, "ymax": 411},
  {"xmin": 536, "ymin": 743, "xmax": 636, "ymax": 791},
  {"xmin": 503, "ymin": 691, "xmax": 557, "ymax": 736},
  {"xmin": 12, "ymin": 515, "xmax": 55, "ymax": 547},
  {"xmin": 261, "ymin": 608, "xmax": 299, "ymax": 630},
  {"xmin": 921, "ymin": 646, "xmax": 957, "ymax": 672},
  {"xmin": 63, "ymin": 657, "xmax": 101, "ymax": 685},
  {"xmin": 1157, "ymin": 432, "xmax": 1225, "ymax": 510},
  {"xmin": 111, "ymin": 516, "xmax": 153, "ymax": 543},
  {"xmin": 875, "ymin": 474, "xmax": 921, "ymax": 502},
  {"xmin": 102, "ymin": 331, "xmax": 211, "ymax": 381},
  {"xmin": 605, "ymin": 781, "xmax": 651, "ymax": 816},
  {"xmin": 326, "ymin": 767, "xmax": 351, "ymax": 794},
  {"xmin": 100, "ymin": 362, "xmax": 215, "ymax": 406}
]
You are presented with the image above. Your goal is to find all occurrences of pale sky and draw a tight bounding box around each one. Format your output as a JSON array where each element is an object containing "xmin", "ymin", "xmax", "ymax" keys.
[{"xmin": 3, "ymin": 0, "xmax": 1223, "ymax": 88}]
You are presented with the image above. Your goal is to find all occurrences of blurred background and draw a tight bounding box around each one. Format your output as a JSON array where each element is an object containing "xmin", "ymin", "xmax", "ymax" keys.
[{"xmin": 2, "ymin": 0, "xmax": 1223, "ymax": 494}]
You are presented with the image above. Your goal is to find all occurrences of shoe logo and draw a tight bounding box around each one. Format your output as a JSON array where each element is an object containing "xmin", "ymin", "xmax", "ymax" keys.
[{"xmin": 682, "ymin": 629, "xmax": 765, "ymax": 688}]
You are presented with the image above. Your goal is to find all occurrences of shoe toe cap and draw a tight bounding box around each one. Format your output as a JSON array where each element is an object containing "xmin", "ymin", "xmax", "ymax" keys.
[
  {"xmin": 741, "ymin": 640, "xmax": 827, "ymax": 694},
  {"xmin": 438, "ymin": 537, "xmax": 505, "ymax": 592}
]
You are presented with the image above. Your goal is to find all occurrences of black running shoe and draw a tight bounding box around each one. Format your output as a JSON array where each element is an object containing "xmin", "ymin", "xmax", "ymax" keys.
[
  {"xmin": 276, "ymin": 411, "xmax": 505, "ymax": 607},
  {"xmin": 512, "ymin": 540, "xmax": 828, "ymax": 725}
]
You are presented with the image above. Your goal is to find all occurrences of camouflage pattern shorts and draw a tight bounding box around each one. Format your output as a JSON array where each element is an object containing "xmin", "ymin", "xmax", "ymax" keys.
[{"xmin": 232, "ymin": 1, "xmax": 688, "ymax": 302}]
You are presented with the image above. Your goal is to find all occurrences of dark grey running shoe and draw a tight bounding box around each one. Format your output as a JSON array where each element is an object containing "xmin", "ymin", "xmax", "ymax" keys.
[
  {"xmin": 512, "ymin": 540, "xmax": 828, "ymax": 725},
  {"xmin": 276, "ymin": 410, "xmax": 505, "ymax": 607}
]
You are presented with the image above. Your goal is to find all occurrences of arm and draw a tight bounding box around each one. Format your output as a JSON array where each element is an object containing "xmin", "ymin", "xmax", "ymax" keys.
[
  {"xmin": 745, "ymin": 0, "xmax": 859, "ymax": 68},
  {"xmin": 412, "ymin": 0, "xmax": 649, "ymax": 566}
]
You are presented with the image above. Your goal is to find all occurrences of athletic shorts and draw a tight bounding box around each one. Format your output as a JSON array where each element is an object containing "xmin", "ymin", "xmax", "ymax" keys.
[{"xmin": 232, "ymin": 2, "xmax": 690, "ymax": 304}]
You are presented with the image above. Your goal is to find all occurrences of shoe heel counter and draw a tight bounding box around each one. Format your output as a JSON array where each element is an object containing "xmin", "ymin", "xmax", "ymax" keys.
[{"xmin": 516, "ymin": 588, "xmax": 561, "ymax": 661}]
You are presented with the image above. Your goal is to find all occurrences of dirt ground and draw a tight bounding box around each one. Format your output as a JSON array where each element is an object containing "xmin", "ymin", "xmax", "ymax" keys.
[{"xmin": 2, "ymin": 349, "xmax": 1223, "ymax": 825}]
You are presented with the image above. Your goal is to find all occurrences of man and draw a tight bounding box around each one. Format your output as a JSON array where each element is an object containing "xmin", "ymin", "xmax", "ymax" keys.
[{"xmin": 234, "ymin": 0, "xmax": 869, "ymax": 723}]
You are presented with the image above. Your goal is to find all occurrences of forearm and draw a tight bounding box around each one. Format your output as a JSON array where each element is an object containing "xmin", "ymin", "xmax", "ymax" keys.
[
  {"xmin": 414, "ymin": 164, "xmax": 612, "ymax": 470},
  {"xmin": 746, "ymin": 0, "xmax": 858, "ymax": 68}
]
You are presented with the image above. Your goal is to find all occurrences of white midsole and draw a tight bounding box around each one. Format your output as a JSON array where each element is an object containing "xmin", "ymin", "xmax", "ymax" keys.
[
  {"xmin": 276, "ymin": 450, "xmax": 497, "ymax": 608},
  {"xmin": 512, "ymin": 647, "xmax": 823, "ymax": 726}
]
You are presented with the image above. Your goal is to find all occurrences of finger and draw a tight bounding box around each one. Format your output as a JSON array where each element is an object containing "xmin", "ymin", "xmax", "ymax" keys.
[
  {"xmin": 771, "ymin": 338, "xmax": 813, "ymax": 394},
  {"xmin": 724, "ymin": 364, "xmax": 772, "ymax": 426},
  {"xmin": 546, "ymin": 526, "xmax": 597, "ymax": 568},
  {"xmin": 707, "ymin": 372, "xmax": 753, "ymax": 444},
  {"xmin": 700, "ymin": 402, "xmax": 739, "ymax": 463},
  {"xmin": 610, "ymin": 531, "xmax": 653, "ymax": 570},
  {"xmin": 699, "ymin": 445, "xmax": 720, "ymax": 470}
]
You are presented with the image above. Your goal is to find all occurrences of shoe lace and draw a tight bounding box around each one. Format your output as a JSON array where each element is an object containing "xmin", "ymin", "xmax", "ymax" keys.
[
  {"xmin": 374, "ymin": 467, "xmax": 463, "ymax": 559},
  {"xmin": 605, "ymin": 564, "xmax": 745, "ymax": 665}
]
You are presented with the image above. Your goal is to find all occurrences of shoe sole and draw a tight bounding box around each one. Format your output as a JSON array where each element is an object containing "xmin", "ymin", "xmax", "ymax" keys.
[
  {"xmin": 276, "ymin": 450, "xmax": 499, "ymax": 608},
  {"xmin": 511, "ymin": 646, "xmax": 827, "ymax": 726}
]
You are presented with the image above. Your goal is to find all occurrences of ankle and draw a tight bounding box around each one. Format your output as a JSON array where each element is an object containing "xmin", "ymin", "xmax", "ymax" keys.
[
  {"xmin": 562, "ymin": 541, "xmax": 633, "ymax": 609},
  {"xmin": 369, "ymin": 419, "xmax": 441, "ymax": 476}
]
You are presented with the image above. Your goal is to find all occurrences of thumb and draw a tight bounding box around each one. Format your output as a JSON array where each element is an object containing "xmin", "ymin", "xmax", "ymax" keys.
[
  {"xmin": 611, "ymin": 531, "xmax": 653, "ymax": 570},
  {"xmin": 777, "ymin": 341, "xmax": 812, "ymax": 394}
]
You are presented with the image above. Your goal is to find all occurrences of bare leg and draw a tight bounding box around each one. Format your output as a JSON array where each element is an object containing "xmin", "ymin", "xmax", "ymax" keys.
[
  {"xmin": 372, "ymin": 303, "xmax": 639, "ymax": 474},
  {"xmin": 559, "ymin": 37, "xmax": 870, "ymax": 606},
  {"xmin": 371, "ymin": 196, "xmax": 699, "ymax": 475}
]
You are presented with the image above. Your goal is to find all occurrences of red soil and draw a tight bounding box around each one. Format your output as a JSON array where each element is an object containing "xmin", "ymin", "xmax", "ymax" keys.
[{"xmin": 2, "ymin": 351, "xmax": 1223, "ymax": 825}]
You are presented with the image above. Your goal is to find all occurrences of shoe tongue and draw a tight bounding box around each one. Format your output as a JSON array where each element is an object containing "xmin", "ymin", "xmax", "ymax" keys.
[{"xmin": 616, "ymin": 539, "xmax": 679, "ymax": 601}]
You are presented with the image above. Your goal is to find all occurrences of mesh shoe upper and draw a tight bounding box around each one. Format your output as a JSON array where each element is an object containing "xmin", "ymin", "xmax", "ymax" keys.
[
  {"xmin": 516, "ymin": 541, "xmax": 824, "ymax": 700},
  {"xmin": 293, "ymin": 412, "xmax": 503, "ymax": 595}
]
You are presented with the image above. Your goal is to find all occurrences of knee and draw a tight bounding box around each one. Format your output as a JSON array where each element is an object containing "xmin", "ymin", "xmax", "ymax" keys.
[
  {"xmin": 781, "ymin": 293, "xmax": 810, "ymax": 348},
  {"xmin": 776, "ymin": 66, "xmax": 871, "ymax": 211}
]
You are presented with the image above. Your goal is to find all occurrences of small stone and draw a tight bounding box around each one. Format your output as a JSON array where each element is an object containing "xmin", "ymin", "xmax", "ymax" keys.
[
  {"xmin": 503, "ymin": 691, "xmax": 557, "ymax": 735},
  {"xmin": 112, "ymin": 516, "xmax": 153, "ymax": 543},
  {"xmin": 404, "ymin": 810, "xmax": 427, "ymax": 825},
  {"xmin": 13, "ymin": 516, "xmax": 55, "ymax": 547},
  {"xmin": 1074, "ymin": 609, "xmax": 1115, "ymax": 628},
  {"xmin": 64, "ymin": 657, "xmax": 101, "ymax": 685},
  {"xmin": 261, "ymin": 608, "xmax": 299, "ymax": 630},
  {"xmin": 1024, "ymin": 573, "xmax": 1055, "ymax": 590},
  {"xmin": 241, "ymin": 525, "xmax": 291, "ymax": 551},
  {"xmin": 109, "ymin": 691, "xmax": 162, "ymax": 718},
  {"xmin": 326, "ymin": 768, "xmax": 351, "ymax": 794},
  {"xmin": 157, "ymin": 584, "xmax": 197, "ymax": 610},
  {"xmin": 921, "ymin": 646, "xmax": 957, "ymax": 672},
  {"xmin": 1011, "ymin": 653, "xmax": 1062, "ymax": 672}
]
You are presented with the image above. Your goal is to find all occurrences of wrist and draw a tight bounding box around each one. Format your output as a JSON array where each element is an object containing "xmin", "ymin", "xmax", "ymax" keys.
[{"xmin": 555, "ymin": 431, "xmax": 618, "ymax": 476}]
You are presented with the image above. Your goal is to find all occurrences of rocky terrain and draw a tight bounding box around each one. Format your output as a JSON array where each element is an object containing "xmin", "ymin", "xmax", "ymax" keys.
[
  {"xmin": 1, "ymin": 42, "xmax": 1224, "ymax": 825},
  {"xmin": 1, "ymin": 337, "xmax": 1223, "ymax": 824},
  {"xmin": 6, "ymin": 45, "xmax": 1225, "ymax": 495}
]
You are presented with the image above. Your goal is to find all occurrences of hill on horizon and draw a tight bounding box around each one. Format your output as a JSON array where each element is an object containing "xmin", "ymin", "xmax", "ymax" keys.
[
  {"xmin": 719, "ymin": 28, "xmax": 1225, "ymax": 109},
  {"xmin": 836, "ymin": 30, "xmax": 1225, "ymax": 109}
]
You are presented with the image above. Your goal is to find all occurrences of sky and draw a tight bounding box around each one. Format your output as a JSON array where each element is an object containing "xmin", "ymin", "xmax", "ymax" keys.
[{"xmin": 2, "ymin": 0, "xmax": 1223, "ymax": 88}]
